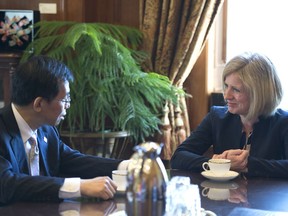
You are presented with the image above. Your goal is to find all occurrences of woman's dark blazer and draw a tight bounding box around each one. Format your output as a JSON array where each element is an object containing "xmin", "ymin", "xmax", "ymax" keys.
[{"xmin": 171, "ymin": 106, "xmax": 288, "ymax": 178}]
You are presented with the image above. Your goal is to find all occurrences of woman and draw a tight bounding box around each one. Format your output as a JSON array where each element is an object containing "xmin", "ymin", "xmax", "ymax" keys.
[{"xmin": 171, "ymin": 52, "xmax": 288, "ymax": 178}]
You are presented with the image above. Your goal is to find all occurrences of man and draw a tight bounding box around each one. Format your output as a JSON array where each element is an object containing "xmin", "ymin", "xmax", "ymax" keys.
[{"xmin": 0, "ymin": 55, "xmax": 127, "ymax": 204}]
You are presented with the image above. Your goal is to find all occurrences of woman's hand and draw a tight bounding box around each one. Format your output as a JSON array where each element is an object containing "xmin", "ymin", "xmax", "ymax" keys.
[
  {"xmin": 228, "ymin": 178, "xmax": 249, "ymax": 205},
  {"xmin": 212, "ymin": 149, "xmax": 249, "ymax": 172}
]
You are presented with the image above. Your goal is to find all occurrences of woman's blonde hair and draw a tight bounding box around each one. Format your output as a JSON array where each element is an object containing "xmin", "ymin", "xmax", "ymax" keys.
[{"xmin": 222, "ymin": 52, "xmax": 283, "ymax": 120}]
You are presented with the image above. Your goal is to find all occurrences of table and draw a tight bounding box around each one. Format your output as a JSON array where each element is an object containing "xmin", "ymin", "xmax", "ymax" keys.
[{"xmin": 1, "ymin": 170, "xmax": 288, "ymax": 216}]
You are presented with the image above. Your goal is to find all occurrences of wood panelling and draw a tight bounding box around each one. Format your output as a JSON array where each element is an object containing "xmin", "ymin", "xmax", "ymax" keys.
[
  {"xmin": 85, "ymin": 0, "xmax": 139, "ymax": 27},
  {"xmin": 64, "ymin": 0, "xmax": 84, "ymax": 22},
  {"xmin": 0, "ymin": 0, "xmax": 66, "ymax": 21},
  {"xmin": 0, "ymin": 0, "xmax": 139, "ymax": 25}
]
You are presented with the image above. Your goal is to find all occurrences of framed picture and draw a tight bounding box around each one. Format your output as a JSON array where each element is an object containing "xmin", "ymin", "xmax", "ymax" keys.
[{"xmin": 0, "ymin": 10, "xmax": 40, "ymax": 53}]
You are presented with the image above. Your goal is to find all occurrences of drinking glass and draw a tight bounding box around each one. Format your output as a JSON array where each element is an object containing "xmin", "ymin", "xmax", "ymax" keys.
[{"xmin": 165, "ymin": 176, "xmax": 201, "ymax": 216}]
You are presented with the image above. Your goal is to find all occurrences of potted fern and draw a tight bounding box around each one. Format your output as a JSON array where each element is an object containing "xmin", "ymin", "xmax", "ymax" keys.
[{"xmin": 21, "ymin": 21, "xmax": 181, "ymax": 143}]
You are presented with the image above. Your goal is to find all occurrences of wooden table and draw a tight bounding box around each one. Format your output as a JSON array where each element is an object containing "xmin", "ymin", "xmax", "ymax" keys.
[{"xmin": 1, "ymin": 170, "xmax": 288, "ymax": 216}]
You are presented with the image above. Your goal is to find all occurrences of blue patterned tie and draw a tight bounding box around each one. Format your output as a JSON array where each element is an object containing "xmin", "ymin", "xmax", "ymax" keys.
[{"xmin": 29, "ymin": 136, "xmax": 39, "ymax": 176}]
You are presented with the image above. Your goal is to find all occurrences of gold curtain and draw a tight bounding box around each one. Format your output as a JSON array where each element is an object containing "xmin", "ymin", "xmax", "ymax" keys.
[{"xmin": 139, "ymin": 0, "xmax": 224, "ymax": 160}]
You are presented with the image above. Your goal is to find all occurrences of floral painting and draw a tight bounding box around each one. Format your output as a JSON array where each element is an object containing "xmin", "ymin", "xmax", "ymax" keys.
[{"xmin": 0, "ymin": 10, "xmax": 39, "ymax": 52}]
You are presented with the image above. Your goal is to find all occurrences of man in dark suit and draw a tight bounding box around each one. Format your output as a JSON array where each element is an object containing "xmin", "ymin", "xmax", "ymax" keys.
[{"xmin": 0, "ymin": 55, "xmax": 127, "ymax": 204}]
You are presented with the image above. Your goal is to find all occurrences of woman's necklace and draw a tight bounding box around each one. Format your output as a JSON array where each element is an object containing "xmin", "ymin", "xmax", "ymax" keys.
[{"xmin": 242, "ymin": 125, "xmax": 253, "ymax": 150}]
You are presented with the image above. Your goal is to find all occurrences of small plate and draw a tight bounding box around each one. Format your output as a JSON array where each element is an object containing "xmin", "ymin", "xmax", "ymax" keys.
[
  {"xmin": 201, "ymin": 170, "xmax": 239, "ymax": 181},
  {"xmin": 201, "ymin": 208, "xmax": 217, "ymax": 216},
  {"xmin": 201, "ymin": 180, "xmax": 239, "ymax": 189}
]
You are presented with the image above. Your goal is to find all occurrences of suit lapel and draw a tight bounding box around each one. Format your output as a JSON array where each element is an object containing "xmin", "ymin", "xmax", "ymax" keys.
[
  {"xmin": 2, "ymin": 105, "xmax": 29, "ymax": 174},
  {"xmin": 10, "ymin": 136, "xmax": 29, "ymax": 174},
  {"xmin": 37, "ymin": 130, "xmax": 49, "ymax": 175}
]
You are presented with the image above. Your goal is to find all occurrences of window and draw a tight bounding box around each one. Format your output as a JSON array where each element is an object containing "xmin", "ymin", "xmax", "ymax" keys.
[{"xmin": 211, "ymin": 0, "xmax": 288, "ymax": 109}]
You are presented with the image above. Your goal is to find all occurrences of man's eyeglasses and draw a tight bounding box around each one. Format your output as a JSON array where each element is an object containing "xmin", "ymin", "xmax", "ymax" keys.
[{"xmin": 55, "ymin": 96, "xmax": 71, "ymax": 105}]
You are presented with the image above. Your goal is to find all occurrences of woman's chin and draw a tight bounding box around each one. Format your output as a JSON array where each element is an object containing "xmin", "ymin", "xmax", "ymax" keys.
[{"xmin": 227, "ymin": 107, "xmax": 237, "ymax": 114}]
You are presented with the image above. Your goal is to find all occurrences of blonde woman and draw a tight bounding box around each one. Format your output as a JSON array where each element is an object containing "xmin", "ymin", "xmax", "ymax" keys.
[{"xmin": 171, "ymin": 52, "xmax": 288, "ymax": 178}]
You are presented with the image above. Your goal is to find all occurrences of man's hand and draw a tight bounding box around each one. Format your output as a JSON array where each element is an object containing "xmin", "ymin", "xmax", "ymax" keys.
[{"xmin": 80, "ymin": 176, "xmax": 117, "ymax": 200}]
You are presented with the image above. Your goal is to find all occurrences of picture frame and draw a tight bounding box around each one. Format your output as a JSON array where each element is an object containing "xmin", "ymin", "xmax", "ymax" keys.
[{"xmin": 0, "ymin": 10, "xmax": 40, "ymax": 53}]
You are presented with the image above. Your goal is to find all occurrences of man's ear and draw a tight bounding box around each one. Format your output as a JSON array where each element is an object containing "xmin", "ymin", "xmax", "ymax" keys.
[{"xmin": 33, "ymin": 97, "xmax": 45, "ymax": 112}]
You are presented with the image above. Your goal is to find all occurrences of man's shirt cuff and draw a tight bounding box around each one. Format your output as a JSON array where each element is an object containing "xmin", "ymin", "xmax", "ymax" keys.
[{"xmin": 59, "ymin": 178, "xmax": 81, "ymax": 199}]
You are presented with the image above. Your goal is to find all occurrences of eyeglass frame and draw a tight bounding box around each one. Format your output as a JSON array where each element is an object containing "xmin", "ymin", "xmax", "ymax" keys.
[{"xmin": 53, "ymin": 95, "xmax": 71, "ymax": 105}]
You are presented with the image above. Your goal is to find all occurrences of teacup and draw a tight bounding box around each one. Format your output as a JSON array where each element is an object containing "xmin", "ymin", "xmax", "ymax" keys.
[
  {"xmin": 202, "ymin": 159, "xmax": 231, "ymax": 176},
  {"xmin": 112, "ymin": 170, "xmax": 128, "ymax": 191}
]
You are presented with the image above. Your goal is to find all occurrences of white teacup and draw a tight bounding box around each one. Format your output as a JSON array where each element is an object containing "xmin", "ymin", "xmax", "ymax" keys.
[
  {"xmin": 202, "ymin": 159, "xmax": 231, "ymax": 176},
  {"xmin": 112, "ymin": 170, "xmax": 128, "ymax": 191}
]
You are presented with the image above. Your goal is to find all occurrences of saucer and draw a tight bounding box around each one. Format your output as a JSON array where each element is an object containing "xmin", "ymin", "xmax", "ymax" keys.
[
  {"xmin": 201, "ymin": 171, "xmax": 239, "ymax": 181},
  {"xmin": 201, "ymin": 180, "xmax": 239, "ymax": 189},
  {"xmin": 201, "ymin": 208, "xmax": 217, "ymax": 216}
]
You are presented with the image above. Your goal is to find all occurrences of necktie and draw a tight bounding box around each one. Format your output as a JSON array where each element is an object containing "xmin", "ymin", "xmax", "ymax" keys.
[{"xmin": 29, "ymin": 136, "xmax": 39, "ymax": 176}]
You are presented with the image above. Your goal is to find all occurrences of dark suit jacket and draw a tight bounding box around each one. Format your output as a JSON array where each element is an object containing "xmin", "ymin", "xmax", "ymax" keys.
[
  {"xmin": 0, "ymin": 105, "xmax": 122, "ymax": 204},
  {"xmin": 171, "ymin": 106, "xmax": 288, "ymax": 178}
]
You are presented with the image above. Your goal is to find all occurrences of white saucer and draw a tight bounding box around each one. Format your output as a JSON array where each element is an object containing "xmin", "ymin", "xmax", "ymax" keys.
[
  {"xmin": 201, "ymin": 170, "xmax": 239, "ymax": 181},
  {"xmin": 201, "ymin": 208, "xmax": 217, "ymax": 216},
  {"xmin": 201, "ymin": 180, "xmax": 239, "ymax": 189}
]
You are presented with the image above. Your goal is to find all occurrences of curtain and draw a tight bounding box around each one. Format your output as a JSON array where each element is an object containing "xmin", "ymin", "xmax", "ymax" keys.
[{"xmin": 139, "ymin": 0, "xmax": 224, "ymax": 160}]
